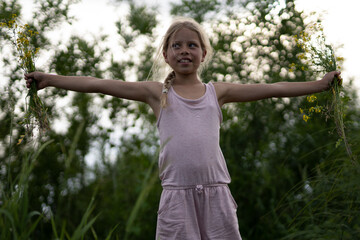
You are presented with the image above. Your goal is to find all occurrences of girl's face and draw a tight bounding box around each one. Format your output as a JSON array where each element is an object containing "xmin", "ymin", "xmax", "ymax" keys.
[{"xmin": 163, "ymin": 28, "xmax": 207, "ymax": 76}]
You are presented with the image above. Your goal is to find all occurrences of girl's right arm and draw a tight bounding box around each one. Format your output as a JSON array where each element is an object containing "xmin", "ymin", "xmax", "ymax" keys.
[{"xmin": 25, "ymin": 72, "xmax": 163, "ymax": 116}]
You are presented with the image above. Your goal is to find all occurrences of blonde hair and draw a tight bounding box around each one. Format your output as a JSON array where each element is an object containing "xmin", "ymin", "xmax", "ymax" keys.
[{"xmin": 151, "ymin": 17, "xmax": 213, "ymax": 108}]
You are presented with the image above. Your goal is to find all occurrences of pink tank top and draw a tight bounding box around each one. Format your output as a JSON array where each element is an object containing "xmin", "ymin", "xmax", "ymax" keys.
[{"xmin": 157, "ymin": 82, "xmax": 231, "ymax": 187}]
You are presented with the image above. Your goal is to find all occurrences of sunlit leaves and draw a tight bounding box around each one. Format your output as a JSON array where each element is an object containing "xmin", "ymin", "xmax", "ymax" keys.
[
  {"xmin": 116, "ymin": 3, "xmax": 157, "ymax": 46},
  {"xmin": 50, "ymin": 36, "xmax": 107, "ymax": 77},
  {"xmin": 170, "ymin": 0, "xmax": 221, "ymax": 23}
]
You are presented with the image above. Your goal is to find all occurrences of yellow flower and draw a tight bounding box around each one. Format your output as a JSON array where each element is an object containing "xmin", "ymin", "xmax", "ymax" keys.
[
  {"xmin": 307, "ymin": 95, "xmax": 317, "ymax": 103},
  {"xmin": 303, "ymin": 114, "xmax": 310, "ymax": 122},
  {"xmin": 17, "ymin": 135, "xmax": 25, "ymax": 145},
  {"xmin": 299, "ymin": 108, "xmax": 304, "ymax": 114},
  {"xmin": 7, "ymin": 20, "xmax": 15, "ymax": 28},
  {"xmin": 336, "ymin": 57, "xmax": 344, "ymax": 62}
]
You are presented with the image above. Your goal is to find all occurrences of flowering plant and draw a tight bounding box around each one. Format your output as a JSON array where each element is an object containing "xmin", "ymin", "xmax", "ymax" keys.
[
  {"xmin": 1, "ymin": 14, "xmax": 48, "ymax": 141},
  {"xmin": 291, "ymin": 22, "xmax": 356, "ymax": 164}
]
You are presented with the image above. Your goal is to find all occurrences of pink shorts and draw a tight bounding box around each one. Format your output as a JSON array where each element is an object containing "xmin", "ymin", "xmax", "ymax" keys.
[{"xmin": 156, "ymin": 184, "xmax": 242, "ymax": 240}]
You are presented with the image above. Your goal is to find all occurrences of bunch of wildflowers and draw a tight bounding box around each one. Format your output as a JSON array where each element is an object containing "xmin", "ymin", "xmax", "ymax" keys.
[
  {"xmin": 291, "ymin": 22, "xmax": 356, "ymax": 165},
  {"xmin": 1, "ymin": 14, "xmax": 48, "ymax": 140}
]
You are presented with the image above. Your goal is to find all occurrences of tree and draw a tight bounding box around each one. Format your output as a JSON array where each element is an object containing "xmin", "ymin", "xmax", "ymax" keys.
[{"xmin": 1, "ymin": 0, "xmax": 359, "ymax": 239}]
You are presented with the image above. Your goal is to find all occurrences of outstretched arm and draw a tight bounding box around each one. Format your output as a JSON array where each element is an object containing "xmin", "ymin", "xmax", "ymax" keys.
[
  {"xmin": 214, "ymin": 71, "xmax": 341, "ymax": 106},
  {"xmin": 25, "ymin": 72, "xmax": 163, "ymax": 116}
]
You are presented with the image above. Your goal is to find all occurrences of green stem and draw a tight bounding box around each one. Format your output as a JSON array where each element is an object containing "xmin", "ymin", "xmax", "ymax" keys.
[
  {"xmin": 331, "ymin": 79, "xmax": 357, "ymax": 166},
  {"xmin": 26, "ymin": 79, "xmax": 49, "ymax": 133},
  {"xmin": 8, "ymin": 87, "xmax": 14, "ymax": 190}
]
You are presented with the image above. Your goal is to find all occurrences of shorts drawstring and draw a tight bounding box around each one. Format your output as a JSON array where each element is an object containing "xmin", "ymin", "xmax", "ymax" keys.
[
  {"xmin": 195, "ymin": 185, "xmax": 204, "ymax": 194},
  {"xmin": 162, "ymin": 183, "xmax": 227, "ymax": 193}
]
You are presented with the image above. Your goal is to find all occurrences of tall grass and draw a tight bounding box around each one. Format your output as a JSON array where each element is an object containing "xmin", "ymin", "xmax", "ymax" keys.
[
  {"xmin": 124, "ymin": 163, "xmax": 158, "ymax": 240},
  {"xmin": 0, "ymin": 142, "xmax": 119, "ymax": 239},
  {"xmin": 0, "ymin": 116, "xmax": 116, "ymax": 239},
  {"xmin": 280, "ymin": 152, "xmax": 360, "ymax": 239},
  {"xmin": 123, "ymin": 139, "xmax": 169, "ymax": 239},
  {"xmin": 0, "ymin": 140, "xmax": 52, "ymax": 240}
]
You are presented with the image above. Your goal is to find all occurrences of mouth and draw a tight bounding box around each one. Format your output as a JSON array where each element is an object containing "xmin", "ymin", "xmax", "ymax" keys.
[{"xmin": 178, "ymin": 58, "xmax": 192, "ymax": 63}]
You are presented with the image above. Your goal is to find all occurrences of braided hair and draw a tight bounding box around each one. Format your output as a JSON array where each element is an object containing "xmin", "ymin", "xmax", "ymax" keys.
[{"xmin": 160, "ymin": 71, "xmax": 176, "ymax": 108}]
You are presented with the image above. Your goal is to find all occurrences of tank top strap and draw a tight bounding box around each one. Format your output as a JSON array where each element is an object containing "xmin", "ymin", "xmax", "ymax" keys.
[{"xmin": 206, "ymin": 82, "xmax": 223, "ymax": 123}]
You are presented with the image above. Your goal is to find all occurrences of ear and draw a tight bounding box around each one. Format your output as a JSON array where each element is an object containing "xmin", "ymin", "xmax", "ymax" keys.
[
  {"xmin": 201, "ymin": 49, "xmax": 207, "ymax": 62},
  {"xmin": 163, "ymin": 51, "xmax": 169, "ymax": 63}
]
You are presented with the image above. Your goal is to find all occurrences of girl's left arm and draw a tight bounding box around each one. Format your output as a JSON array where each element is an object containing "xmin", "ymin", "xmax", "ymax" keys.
[{"xmin": 214, "ymin": 71, "xmax": 341, "ymax": 106}]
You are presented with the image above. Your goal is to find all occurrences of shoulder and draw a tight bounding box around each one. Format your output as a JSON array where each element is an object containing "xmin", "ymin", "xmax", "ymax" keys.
[
  {"xmin": 212, "ymin": 81, "xmax": 264, "ymax": 105},
  {"xmin": 139, "ymin": 81, "xmax": 163, "ymax": 95},
  {"xmin": 211, "ymin": 81, "xmax": 235, "ymax": 91},
  {"xmin": 143, "ymin": 81, "xmax": 163, "ymax": 90},
  {"xmin": 211, "ymin": 82, "xmax": 236, "ymax": 106}
]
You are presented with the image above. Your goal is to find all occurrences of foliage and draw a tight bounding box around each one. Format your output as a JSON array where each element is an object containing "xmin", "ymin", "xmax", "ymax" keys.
[
  {"xmin": 278, "ymin": 137, "xmax": 360, "ymax": 239},
  {"xmin": 0, "ymin": 0, "xmax": 359, "ymax": 239},
  {"xmin": 0, "ymin": 141, "xmax": 51, "ymax": 240},
  {"xmin": 170, "ymin": 0, "xmax": 221, "ymax": 23}
]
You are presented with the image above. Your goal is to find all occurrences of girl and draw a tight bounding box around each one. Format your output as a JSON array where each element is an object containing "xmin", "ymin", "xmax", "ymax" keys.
[{"xmin": 25, "ymin": 17, "xmax": 341, "ymax": 240}]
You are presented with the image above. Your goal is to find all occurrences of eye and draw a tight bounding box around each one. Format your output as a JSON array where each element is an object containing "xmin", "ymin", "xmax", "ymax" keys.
[
  {"xmin": 189, "ymin": 43, "xmax": 198, "ymax": 48},
  {"xmin": 171, "ymin": 43, "xmax": 180, "ymax": 48}
]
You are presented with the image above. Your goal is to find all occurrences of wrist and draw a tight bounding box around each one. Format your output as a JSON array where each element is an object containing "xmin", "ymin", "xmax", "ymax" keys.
[
  {"xmin": 318, "ymin": 78, "xmax": 329, "ymax": 92},
  {"xmin": 45, "ymin": 73, "xmax": 56, "ymax": 87}
]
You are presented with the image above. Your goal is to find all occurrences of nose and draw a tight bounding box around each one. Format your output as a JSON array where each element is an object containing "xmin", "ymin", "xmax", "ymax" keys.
[{"xmin": 180, "ymin": 46, "xmax": 189, "ymax": 55}]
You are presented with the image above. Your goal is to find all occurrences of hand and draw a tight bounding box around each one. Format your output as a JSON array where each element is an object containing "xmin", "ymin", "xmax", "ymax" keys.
[
  {"xmin": 320, "ymin": 71, "xmax": 342, "ymax": 90},
  {"xmin": 24, "ymin": 71, "xmax": 48, "ymax": 90}
]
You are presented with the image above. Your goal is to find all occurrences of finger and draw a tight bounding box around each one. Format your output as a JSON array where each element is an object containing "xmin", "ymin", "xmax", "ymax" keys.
[
  {"xmin": 24, "ymin": 74, "xmax": 32, "ymax": 80},
  {"xmin": 25, "ymin": 72, "xmax": 35, "ymax": 79},
  {"xmin": 335, "ymin": 72, "xmax": 342, "ymax": 86},
  {"xmin": 26, "ymin": 78, "xmax": 33, "ymax": 88}
]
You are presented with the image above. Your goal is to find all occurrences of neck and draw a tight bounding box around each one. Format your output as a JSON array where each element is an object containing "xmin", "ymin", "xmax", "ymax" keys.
[{"xmin": 173, "ymin": 72, "xmax": 201, "ymax": 85}]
